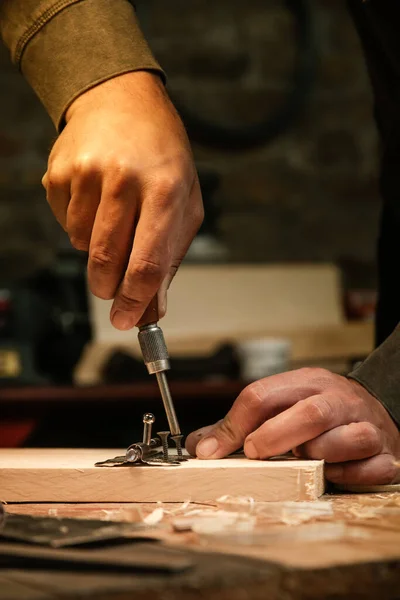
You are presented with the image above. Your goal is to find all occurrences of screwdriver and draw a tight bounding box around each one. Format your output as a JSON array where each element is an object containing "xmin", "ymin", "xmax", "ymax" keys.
[{"xmin": 136, "ymin": 297, "xmax": 183, "ymax": 455}]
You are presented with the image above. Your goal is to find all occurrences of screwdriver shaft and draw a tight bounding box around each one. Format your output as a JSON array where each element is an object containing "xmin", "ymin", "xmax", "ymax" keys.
[
  {"xmin": 155, "ymin": 371, "xmax": 181, "ymax": 437},
  {"xmin": 138, "ymin": 320, "xmax": 181, "ymax": 438}
]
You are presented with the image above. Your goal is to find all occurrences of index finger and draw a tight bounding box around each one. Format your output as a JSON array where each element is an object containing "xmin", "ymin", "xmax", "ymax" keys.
[
  {"xmin": 110, "ymin": 185, "xmax": 184, "ymax": 329},
  {"xmin": 244, "ymin": 393, "xmax": 355, "ymax": 459}
]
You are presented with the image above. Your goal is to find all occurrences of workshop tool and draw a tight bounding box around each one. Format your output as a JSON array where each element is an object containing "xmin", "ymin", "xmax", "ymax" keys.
[
  {"xmin": 137, "ymin": 297, "xmax": 183, "ymax": 457},
  {"xmin": 0, "ymin": 512, "xmax": 148, "ymax": 548}
]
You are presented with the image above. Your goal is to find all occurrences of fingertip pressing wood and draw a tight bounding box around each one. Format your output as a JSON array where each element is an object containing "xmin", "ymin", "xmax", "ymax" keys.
[{"xmin": 0, "ymin": 449, "xmax": 325, "ymax": 503}]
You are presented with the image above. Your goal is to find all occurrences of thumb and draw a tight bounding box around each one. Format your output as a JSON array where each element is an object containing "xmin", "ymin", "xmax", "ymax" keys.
[
  {"xmin": 194, "ymin": 415, "xmax": 250, "ymax": 459},
  {"xmin": 185, "ymin": 422, "xmax": 223, "ymax": 456}
]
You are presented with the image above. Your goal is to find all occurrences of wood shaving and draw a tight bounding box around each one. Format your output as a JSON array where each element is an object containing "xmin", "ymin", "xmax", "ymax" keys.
[{"xmin": 143, "ymin": 507, "xmax": 164, "ymax": 525}]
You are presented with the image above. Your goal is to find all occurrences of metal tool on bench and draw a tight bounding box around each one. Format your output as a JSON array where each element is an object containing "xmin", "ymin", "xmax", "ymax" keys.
[{"xmin": 95, "ymin": 412, "xmax": 186, "ymax": 467}]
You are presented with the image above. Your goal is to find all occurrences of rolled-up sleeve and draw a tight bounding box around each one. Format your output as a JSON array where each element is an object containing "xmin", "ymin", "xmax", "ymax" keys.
[
  {"xmin": 348, "ymin": 324, "xmax": 400, "ymax": 429},
  {"xmin": 0, "ymin": 0, "xmax": 165, "ymax": 130}
]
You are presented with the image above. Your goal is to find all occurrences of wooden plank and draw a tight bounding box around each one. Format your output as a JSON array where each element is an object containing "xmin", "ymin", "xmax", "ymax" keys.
[{"xmin": 0, "ymin": 449, "xmax": 324, "ymax": 503}]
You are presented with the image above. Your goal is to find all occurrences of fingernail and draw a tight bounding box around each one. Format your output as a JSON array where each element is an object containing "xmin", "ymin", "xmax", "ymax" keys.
[
  {"xmin": 244, "ymin": 440, "xmax": 259, "ymax": 459},
  {"xmin": 196, "ymin": 436, "xmax": 219, "ymax": 459},
  {"xmin": 112, "ymin": 311, "xmax": 135, "ymax": 330}
]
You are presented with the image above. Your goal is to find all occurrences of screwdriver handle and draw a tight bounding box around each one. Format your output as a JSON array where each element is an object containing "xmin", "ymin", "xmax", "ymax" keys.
[{"xmin": 137, "ymin": 296, "xmax": 159, "ymax": 327}]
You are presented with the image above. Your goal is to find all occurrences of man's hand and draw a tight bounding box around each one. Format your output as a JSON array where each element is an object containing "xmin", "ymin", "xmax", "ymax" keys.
[
  {"xmin": 42, "ymin": 72, "xmax": 203, "ymax": 329},
  {"xmin": 186, "ymin": 368, "xmax": 400, "ymax": 485}
]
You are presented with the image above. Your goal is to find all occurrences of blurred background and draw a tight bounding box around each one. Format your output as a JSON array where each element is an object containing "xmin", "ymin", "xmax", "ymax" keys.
[{"xmin": 0, "ymin": 0, "xmax": 380, "ymax": 448}]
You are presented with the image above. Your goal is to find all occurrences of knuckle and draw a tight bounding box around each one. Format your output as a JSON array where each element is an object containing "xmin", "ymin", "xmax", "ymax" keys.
[
  {"xmin": 242, "ymin": 381, "xmax": 265, "ymax": 411},
  {"xmin": 46, "ymin": 166, "xmax": 69, "ymax": 189},
  {"xmin": 302, "ymin": 397, "xmax": 334, "ymax": 428},
  {"xmin": 73, "ymin": 154, "xmax": 101, "ymax": 177},
  {"xmin": 112, "ymin": 157, "xmax": 133, "ymax": 176},
  {"xmin": 107, "ymin": 159, "xmax": 135, "ymax": 192},
  {"xmin": 218, "ymin": 416, "xmax": 241, "ymax": 445},
  {"xmin": 349, "ymin": 393, "xmax": 365, "ymax": 413},
  {"xmin": 130, "ymin": 257, "xmax": 164, "ymax": 283},
  {"xmin": 153, "ymin": 175, "xmax": 184, "ymax": 203},
  {"xmin": 90, "ymin": 247, "xmax": 119, "ymax": 273},
  {"xmin": 116, "ymin": 291, "xmax": 142, "ymax": 311}
]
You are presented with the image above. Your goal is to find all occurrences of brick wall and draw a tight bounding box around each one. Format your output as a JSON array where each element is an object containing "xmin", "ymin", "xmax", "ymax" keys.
[
  {"xmin": 0, "ymin": 42, "xmax": 58, "ymax": 281},
  {"xmin": 141, "ymin": 0, "xmax": 381, "ymax": 286},
  {"xmin": 0, "ymin": 0, "xmax": 380, "ymax": 286}
]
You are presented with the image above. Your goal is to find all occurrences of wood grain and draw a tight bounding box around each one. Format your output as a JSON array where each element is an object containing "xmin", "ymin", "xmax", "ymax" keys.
[{"xmin": 0, "ymin": 449, "xmax": 324, "ymax": 503}]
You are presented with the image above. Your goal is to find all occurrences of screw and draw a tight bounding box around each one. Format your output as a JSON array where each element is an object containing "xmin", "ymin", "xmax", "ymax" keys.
[
  {"xmin": 170, "ymin": 434, "xmax": 184, "ymax": 459},
  {"xmin": 142, "ymin": 413, "xmax": 155, "ymax": 446},
  {"xmin": 126, "ymin": 446, "xmax": 140, "ymax": 463},
  {"xmin": 157, "ymin": 431, "xmax": 170, "ymax": 462}
]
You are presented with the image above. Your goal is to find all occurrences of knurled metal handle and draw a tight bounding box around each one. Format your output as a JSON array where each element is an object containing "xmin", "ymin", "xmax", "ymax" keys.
[{"xmin": 138, "ymin": 323, "xmax": 170, "ymax": 374}]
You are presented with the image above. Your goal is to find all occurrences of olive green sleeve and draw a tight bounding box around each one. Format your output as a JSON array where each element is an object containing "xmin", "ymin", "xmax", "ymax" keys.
[
  {"xmin": 0, "ymin": 0, "xmax": 165, "ymax": 131},
  {"xmin": 348, "ymin": 324, "xmax": 400, "ymax": 429}
]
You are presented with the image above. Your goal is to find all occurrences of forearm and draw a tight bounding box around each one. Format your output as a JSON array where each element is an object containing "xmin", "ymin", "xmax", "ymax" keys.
[
  {"xmin": 0, "ymin": 0, "xmax": 165, "ymax": 130},
  {"xmin": 348, "ymin": 323, "xmax": 400, "ymax": 429}
]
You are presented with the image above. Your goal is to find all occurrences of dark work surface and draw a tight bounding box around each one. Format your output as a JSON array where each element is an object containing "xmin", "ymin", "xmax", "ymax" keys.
[{"xmin": 1, "ymin": 553, "xmax": 400, "ymax": 600}]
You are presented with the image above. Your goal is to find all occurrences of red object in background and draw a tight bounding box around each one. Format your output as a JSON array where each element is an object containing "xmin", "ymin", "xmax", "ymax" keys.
[
  {"xmin": 0, "ymin": 289, "xmax": 37, "ymax": 446},
  {"xmin": 0, "ymin": 421, "xmax": 36, "ymax": 447},
  {"xmin": 344, "ymin": 289, "xmax": 377, "ymax": 321}
]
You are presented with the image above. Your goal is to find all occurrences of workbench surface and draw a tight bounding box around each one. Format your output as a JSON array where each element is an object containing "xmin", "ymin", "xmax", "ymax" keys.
[{"xmin": 3, "ymin": 493, "xmax": 400, "ymax": 600}]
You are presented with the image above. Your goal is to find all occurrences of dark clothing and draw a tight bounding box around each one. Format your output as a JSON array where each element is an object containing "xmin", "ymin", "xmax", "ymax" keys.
[
  {"xmin": 347, "ymin": 1, "xmax": 400, "ymax": 427},
  {"xmin": 0, "ymin": 0, "xmax": 164, "ymax": 130}
]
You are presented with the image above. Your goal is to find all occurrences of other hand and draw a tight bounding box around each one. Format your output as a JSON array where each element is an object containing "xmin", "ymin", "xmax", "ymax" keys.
[
  {"xmin": 43, "ymin": 72, "xmax": 203, "ymax": 329},
  {"xmin": 186, "ymin": 368, "xmax": 400, "ymax": 485}
]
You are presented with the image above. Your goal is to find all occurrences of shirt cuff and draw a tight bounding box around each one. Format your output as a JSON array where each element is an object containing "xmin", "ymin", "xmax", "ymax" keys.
[
  {"xmin": 1, "ymin": 0, "xmax": 165, "ymax": 130},
  {"xmin": 347, "ymin": 323, "xmax": 400, "ymax": 429}
]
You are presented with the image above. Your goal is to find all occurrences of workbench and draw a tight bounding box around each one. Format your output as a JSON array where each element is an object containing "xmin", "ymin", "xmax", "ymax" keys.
[{"xmin": 3, "ymin": 492, "xmax": 400, "ymax": 600}]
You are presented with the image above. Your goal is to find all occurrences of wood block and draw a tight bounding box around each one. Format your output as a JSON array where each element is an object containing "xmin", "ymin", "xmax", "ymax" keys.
[{"xmin": 0, "ymin": 449, "xmax": 324, "ymax": 503}]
